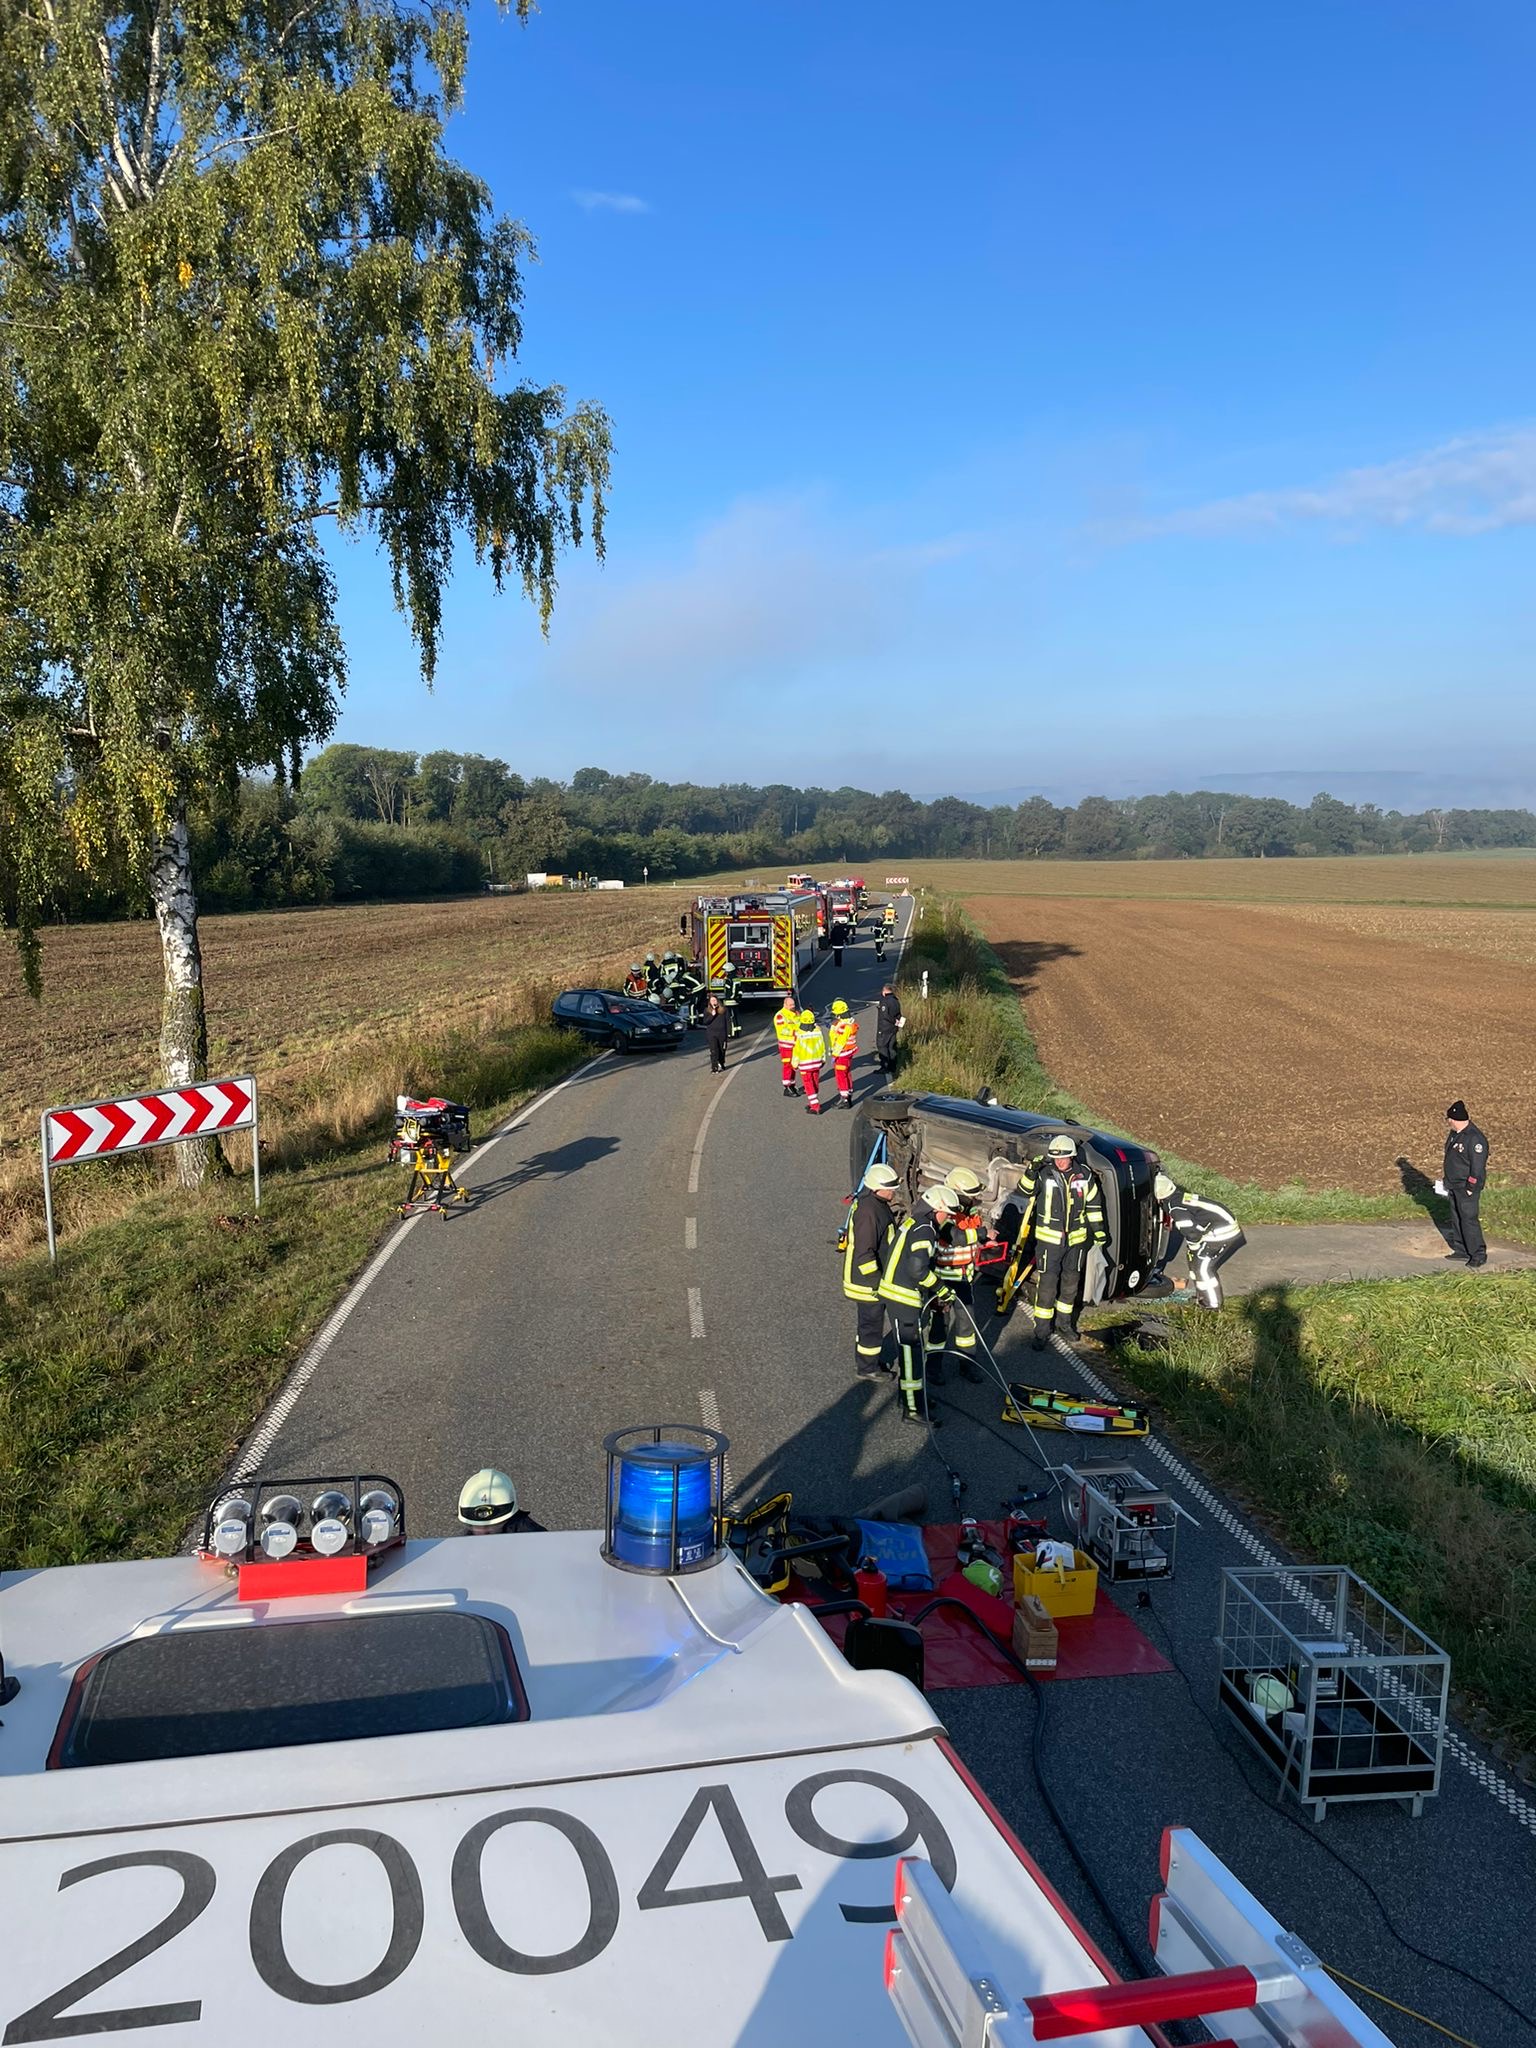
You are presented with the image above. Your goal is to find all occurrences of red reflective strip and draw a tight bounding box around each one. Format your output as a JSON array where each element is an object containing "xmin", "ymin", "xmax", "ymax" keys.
[
  {"xmin": 97, "ymin": 1100, "xmax": 137, "ymax": 1151},
  {"xmin": 1025, "ymin": 1965, "xmax": 1259, "ymax": 2040}
]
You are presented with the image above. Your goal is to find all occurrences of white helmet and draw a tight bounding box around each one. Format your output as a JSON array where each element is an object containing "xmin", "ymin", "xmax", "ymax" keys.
[
  {"xmin": 458, "ymin": 1467, "xmax": 518, "ymax": 1531},
  {"xmin": 864, "ymin": 1163, "xmax": 900, "ymax": 1190},
  {"xmin": 1154, "ymin": 1172, "xmax": 1176, "ymax": 1201}
]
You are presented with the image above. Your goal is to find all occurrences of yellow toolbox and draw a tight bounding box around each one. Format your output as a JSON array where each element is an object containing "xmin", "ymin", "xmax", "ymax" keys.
[{"xmin": 1013, "ymin": 1547, "xmax": 1099, "ymax": 1619}]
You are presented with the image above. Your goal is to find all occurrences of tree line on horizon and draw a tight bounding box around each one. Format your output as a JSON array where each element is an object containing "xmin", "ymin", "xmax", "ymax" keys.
[{"xmin": 24, "ymin": 746, "xmax": 1536, "ymax": 922}]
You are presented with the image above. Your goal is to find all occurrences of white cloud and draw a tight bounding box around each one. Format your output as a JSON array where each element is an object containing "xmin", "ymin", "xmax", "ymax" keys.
[
  {"xmin": 1136, "ymin": 427, "xmax": 1536, "ymax": 540},
  {"xmin": 546, "ymin": 496, "xmax": 970, "ymax": 696},
  {"xmin": 571, "ymin": 189, "xmax": 652, "ymax": 215}
]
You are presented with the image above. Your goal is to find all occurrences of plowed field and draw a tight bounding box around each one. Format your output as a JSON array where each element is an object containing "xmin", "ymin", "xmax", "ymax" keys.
[{"xmin": 969, "ymin": 895, "xmax": 1536, "ymax": 1188}]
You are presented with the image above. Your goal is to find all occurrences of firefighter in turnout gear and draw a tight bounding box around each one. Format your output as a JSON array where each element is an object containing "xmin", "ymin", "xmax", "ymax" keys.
[
  {"xmin": 879, "ymin": 1182, "xmax": 956, "ymax": 1422},
  {"xmin": 936, "ymin": 1165, "xmax": 986, "ymax": 1380},
  {"xmin": 1018, "ymin": 1133, "xmax": 1106, "ymax": 1349},
  {"xmin": 720, "ymin": 960, "xmax": 743, "ymax": 1037},
  {"xmin": 828, "ymin": 999, "xmax": 858, "ymax": 1106},
  {"xmin": 624, "ymin": 962, "xmax": 648, "ymax": 998},
  {"xmin": 773, "ymin": 998, "xmax": 801, "ymax": 1095},
  {"xmin": 794, "ymin": 1008, "xmax": 827, "ymax": 1113},
  {"xmin": 844, "ymin": 1162, "xmax": 901, "ymax": 1377},
  {"xmin": 1442, "ymin": 1101, "xmax": 1490, "ymax": 1268},
  {"xmin": 1153, "ymin": 1173, "xmax": 1245, "ymax": 1308},
  {"xmin": 643, "ymin": 952, "xmax": 661, "ymax": 996}
]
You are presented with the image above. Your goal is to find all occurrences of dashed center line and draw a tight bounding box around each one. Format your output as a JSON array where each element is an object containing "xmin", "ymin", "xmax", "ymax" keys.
[
  {"xmin": 685, "ymin": 1216, "xmax": 697, "ymax": 1251},
  {"xmin": 687, "ymin": 1285, "xmax": 705, "ymax": 1340}
]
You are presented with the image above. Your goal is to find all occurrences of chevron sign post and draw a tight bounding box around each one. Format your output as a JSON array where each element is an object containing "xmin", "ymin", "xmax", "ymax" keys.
[{"xmin": 40, "ymin": 1075, "xmax": 258, "ymax": 1261}]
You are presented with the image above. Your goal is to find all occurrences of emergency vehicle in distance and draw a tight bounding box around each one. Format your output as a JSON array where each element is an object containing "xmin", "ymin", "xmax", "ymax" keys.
[
  {"xmin": 0, "ymin": 1450, "xmax": 1393, "ymax": 2047},
  {"xmin": 824, "ymin": 878, "xmax": 861, "ymax": 933},
  {"xmin": 683, "ymin": 889, "xmax": 823, "ymax": 1005}
]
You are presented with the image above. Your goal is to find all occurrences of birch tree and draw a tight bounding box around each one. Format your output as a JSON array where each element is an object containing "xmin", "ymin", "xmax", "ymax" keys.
[{"xmin": 0, "ymin": 0, "xmax": 607, "ymax": 1182}]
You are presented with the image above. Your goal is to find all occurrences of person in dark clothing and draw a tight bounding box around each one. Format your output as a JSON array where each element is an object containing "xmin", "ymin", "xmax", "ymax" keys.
[
  {"xmin": 1154, "ymin": 1172, "xmax": 1245, "ymax": 1309},
  {"xmin": 704, "ymin": 995, "xmax": 729, "ymax": 1073},
  {"xmin": 843, "ymin": 1162, "xmax": 900, "ymax": 1376},
  {"xmin": 874, "ymin": 983, "xmax": 904, "ymax": 1074},
  {"xmin": 873, "ymin": 927, "xmax": 888, "ymax": 963},
  {"xmin": 1442, "ymin": 1101, "xmax": 1490, "ymax": 1268}
]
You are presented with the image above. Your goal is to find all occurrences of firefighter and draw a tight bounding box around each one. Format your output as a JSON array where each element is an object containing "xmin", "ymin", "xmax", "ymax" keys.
[
  {"xmin": 937, "ymin": 1165, "xmax": 986, "ymax": 1378},
  {"xmin": 1155, "ymin": 1172, "xmax": 1246, "ymax": 1308},
  {"xmin": 873, "ymin": 925, "xmax": 888, "ymax": 963},
  {"xmin": 659, "ymin": 950, "xmax": 684, "ymax": 996},
  {"xmin": 1442, "ymin": 1100, "xmax": 1490, "ymax": 1269},
  {"xmin": 1017, "ymin": 1133, "xmax": 1106, "ymax": 1349},
  {"xmin": 879, "ymin": 1182, "xmax": 956, "ymax": 1421},
  {"xmin": 624, "ymin": 962, "xmax": 648, "ymax": 998},
  {"xmin": 643, "ymin": 952, "xmax": 661, "ymax": 996},
  {"xmin": 883, "ymin": 901, "xmax": 897, "ymax": 930},
  {"xmin": 844, "ymin": 1162, "xmax": 901, "ymax": 1377},
  {"xmin": 773, "ymin": 996, "xmax": 801, "ymax": 1096},
  {"xmin": 794, "ymin": 1007, "xmax": 827, "ymax": 1113},
  {"xmin": 457, "ymin": 1468, "xmax": 546, "ymax": 1534},
  {"xmin": 828, "ymin": 999, "xmax": 858, "ymax": 1107},
  {"xmin": 720, "ymin": 959, "xmax": 743, "ymax": 1037}
]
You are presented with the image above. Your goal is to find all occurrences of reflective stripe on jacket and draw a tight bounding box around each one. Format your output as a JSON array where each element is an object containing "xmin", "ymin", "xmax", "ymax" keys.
[
  {"xmin": 843, "ymin": 1191, "xmax": 893, "ymax": 1301},
  {"xmin": 774, "ymin": 1008, "xmax": 800, "ymax": 1047},
  {"xmin": 879, "ymin": 1204, "xmax": 941, "ymax": 1308},
  {"xmin": 1020, "ymin": 1163, "xmax": 1106, "ymax": 1250},
  {"xmin": 794, "ymin": 1025, "xmax": 826, "ymax": 1066},
  {"xmin": 829, "ymin": 1017, "xmax": 858, "ymax": 1056}
]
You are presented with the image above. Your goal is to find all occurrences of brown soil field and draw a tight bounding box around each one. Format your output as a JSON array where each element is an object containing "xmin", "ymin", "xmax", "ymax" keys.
[
  {"xmin": 1, "ymin": 891, "xmax": 679, "ymax": 1146},
  {"xmin": 901, "ymin": 853, "xmax": 1536, "ymax": 905},
  {"xmin": 968, "ymin": 894, "xmax": 1536, "ymax": 1189}
]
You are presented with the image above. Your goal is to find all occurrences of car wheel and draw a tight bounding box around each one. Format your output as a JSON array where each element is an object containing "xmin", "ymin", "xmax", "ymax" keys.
[{"xmin": 611, "ymin": 1028, "xmax": 631, "ymax": 1054}]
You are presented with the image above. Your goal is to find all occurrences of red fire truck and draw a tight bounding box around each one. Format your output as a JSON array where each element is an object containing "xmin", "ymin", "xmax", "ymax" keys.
[{"xmin": 684, "ymin": 890, "xmax": 822, "ymax": 1003}]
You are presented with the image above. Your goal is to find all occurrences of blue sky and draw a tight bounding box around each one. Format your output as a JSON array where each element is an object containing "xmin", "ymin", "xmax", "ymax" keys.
[{"xmin": 329, "ymin": 0, "xmax": 1536, "ymax": 804}]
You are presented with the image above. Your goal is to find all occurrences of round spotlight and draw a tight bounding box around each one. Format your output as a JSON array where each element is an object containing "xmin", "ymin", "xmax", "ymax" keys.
[
  {"xmin": 259, "ymin": 1519, "xmax": 299, "ymax": 1560},
  {"xmin": 358, "ymin": 1489, "xmax": 399, "ymax": 1548},
  {"xmin": 213, "ymin": 1516, "xmax": 251, "ymax": 1559},
  {"xmin": 311, "ymin": 1489, "xmax": 352, "ymax": 1526},
  {"xmin": 310, "ymin": 1516, "xmax": 349, "ymax": 1557}
]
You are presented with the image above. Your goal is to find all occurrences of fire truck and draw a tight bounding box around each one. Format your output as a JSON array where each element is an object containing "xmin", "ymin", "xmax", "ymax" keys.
[
  {"xmin": 826, "ymin": 879, "xmax": 861, "ymax": 934},
  {"xmin": 0, "ymin": 1444, "xmax": 1396, "ymax": 2047},
  {"xmin": 684, "ymin": 890, "xmax": 822, "ymax": 1003}
]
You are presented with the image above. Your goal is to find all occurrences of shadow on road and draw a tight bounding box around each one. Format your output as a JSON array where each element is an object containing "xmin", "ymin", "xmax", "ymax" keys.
[
  {"xmin": 1395, "ymin": 1155, "xmax": 1452, "ymax": 1244},
  {"xmin": 728, "ymin": 1381, "xmax": 937, "ymax": 1522},
  {"xmin": 987, "ymin": 936, "xmax": 1083, "ymax": 996},
  {"xmin": 471, "ymin": 1134, "xmax": 620, "ymax": 1205}
]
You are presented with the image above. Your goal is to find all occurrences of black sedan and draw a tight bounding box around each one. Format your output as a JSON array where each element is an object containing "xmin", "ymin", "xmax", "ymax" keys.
[{"xmin": 550, "ymin": 988, "xmax": 687, "ymax": 1054}]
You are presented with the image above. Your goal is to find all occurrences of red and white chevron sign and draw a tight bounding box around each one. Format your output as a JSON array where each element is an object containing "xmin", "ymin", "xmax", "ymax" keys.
[{"xmin": 44, "ymin": 1076, "xmax": 256, "ymax": 1165}]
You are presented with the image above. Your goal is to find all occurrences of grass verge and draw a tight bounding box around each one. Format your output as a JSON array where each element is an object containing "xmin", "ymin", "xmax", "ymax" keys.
[
  {"xmin": 0, "ymin": 1017, "xmax": 588, "ymax": 1567},
  {"xmin": 1097, "ymin": 1280, "xmax": 1536, "ymax": 1755}
]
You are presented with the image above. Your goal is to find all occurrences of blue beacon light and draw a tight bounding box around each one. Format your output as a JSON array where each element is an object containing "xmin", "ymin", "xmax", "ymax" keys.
[{"xmin": 602, "ymin": 1425, "xmax": 728, "ymax": 1575}]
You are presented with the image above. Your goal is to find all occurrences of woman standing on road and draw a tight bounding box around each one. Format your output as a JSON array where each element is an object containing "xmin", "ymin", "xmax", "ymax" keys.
[{"xmin": 704, "ymin": 994, "xmax": 729, "ymax": 1074}]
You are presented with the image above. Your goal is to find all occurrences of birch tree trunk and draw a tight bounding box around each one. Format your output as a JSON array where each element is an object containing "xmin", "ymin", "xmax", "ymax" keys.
[{"xmin": 148, "ymin": 811, "xmax": 225, "ymax": 1187}]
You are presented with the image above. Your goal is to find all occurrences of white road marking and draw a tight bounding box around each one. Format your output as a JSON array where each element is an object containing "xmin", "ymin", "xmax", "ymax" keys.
[
  {"xmin": 688, "ymin": 1065, "xmax": 741, "ymax": 1194},
  {"xmin": 698, "ymin": 1387, "xmax": 736, "ymax": 1499},
  {"xmin": 685, "ymin": 1216, "xmax": 697, "ymax": 1250},
  {"xmin": 688, "ymin": 1285, "xmax": 706, "ymax": 1340}
]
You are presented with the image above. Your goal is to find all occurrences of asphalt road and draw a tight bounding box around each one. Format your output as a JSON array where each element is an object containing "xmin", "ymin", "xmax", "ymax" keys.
[{"xmin": 254, "ymin": 899, "xmax": 1536, "ymax": 2048}]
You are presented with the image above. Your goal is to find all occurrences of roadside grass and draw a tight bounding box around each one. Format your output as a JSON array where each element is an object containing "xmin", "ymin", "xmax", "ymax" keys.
[
  {"xmin": 897, "ymin": 900, "xmax": 1536, "ymax": 1754},
  {"xmin": 1093, "ymin": 1280, "xmax": 1536, "ymax": 1755},
  {"xmin": 0, "ymin": 1018, "xmax": 589, "ymax": 1567}
]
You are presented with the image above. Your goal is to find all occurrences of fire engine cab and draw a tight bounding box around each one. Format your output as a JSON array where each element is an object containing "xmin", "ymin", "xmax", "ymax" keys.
[{"xmin": 0, "ymin": 1439, "xmax": 1394, "ymax": 2047}]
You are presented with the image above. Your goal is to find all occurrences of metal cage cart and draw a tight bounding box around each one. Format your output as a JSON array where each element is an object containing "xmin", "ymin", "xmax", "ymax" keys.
[
  {"xmin": 1062, "ymin": 1460, "xmax": 1180, "ymax": 1581},
  {"xmin": 1216, "ymin": 1566, "xmax": 1449, "ymax": 1818}
]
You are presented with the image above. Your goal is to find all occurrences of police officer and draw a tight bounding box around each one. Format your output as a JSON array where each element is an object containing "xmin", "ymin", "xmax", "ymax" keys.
[
  {"xmin": 879, "ymin": 1181, "xmax": 956, "ymax": 1421},
  {"xmin": 458, "ymin": 1467, "xmax": 546, "ymax": 1534},
  {"xmin": 875, "ymin": 982, "xmax": 904, "ymax": 1074},
  {"xmin": 1154, "ymin": 1172, "xmax": 1245, "ymax": 1309},
  {"xmin": 844, "ymin": 1162, "xmax": 901, "ymax": 1377},
  {"xmin": 1014, "ymin": 1133, "xmax": 1107, "ymax": 1350},
  {"xmin": 1442, "ymin": 1100, "xmax": 1490, "ymax": 1269}
]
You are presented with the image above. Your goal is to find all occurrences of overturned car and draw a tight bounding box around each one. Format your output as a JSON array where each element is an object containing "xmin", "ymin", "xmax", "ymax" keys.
[{"xmin": 849, "ymin": 1090, "xmax": 1167, "ymax": 1300}]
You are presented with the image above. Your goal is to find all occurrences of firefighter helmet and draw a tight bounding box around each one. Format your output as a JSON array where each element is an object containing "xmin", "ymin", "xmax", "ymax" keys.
[
  {"xmin": 864, "ymin": 1163, "xmax": 900, "ymax": 1190},
  {"xmin": 945, "ymin": 1166, "xmax": 984, "ymax": 1197},
  {"xmin": 922, "ymin": 1183, "xmax": 957, "ymax": 1212},
  {"xmin": 1046, "ymin": 1132, "xmax": 1077, "ymax": 1157},
  {"xmin": 1154, "ymin": 1172, "xmax": 1176, "ymax": 1201},
  {"xmin": 831, "ymin": 999, "xmax": 849, "ymax": 1016},
  {"xmin": 458, "ymin": 1468, "xmax": 518, "ymax": 1531},
  {"xmin": 799, "ymin": 1009, "xmax": 815, "ymax": 1026}
]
